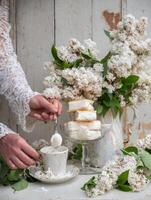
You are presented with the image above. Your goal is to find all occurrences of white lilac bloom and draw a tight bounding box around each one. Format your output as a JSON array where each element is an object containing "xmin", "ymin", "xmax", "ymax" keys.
[
  {"xmin": 57, "ymin": 46, "xmax": 69, "ymax": 61},
  {"xmin": 43, "ymin": 87, "xmax": 61, "ymax": 99},
  {"xmin": 85, "ymin": 155, "xmax": 138, "ymax": 197},
  {"xmin": 44, "ymin": 62, "xmax": 56, "ymax": 72},
  {"xmin": 67, "ymin": 38, "xmax": 85, "ymax": 54},
  {"xmin": 84, "ymin": 38, "xmax": 99, "ymax": 58},
  {"xmin": 128, "ymin": 170, "xmax": 149, "ymax": 192},
  {"xmin": 136, "ymin": 17, "xmax": 148, "ymax": 36},
  {"xmin": 137, "ymin": 134, "xmax": 151, "ymax": 149},
  {"xmin": 59, "ymin": 66, "xmax": 103, "ymax": 100},
  {"xmin": 85, "ymin": 170, "xmax": 118, "ymax": 197},
  {"xmin": 103, "ymin": 155, "xmax": 137, "ymax": 175},
  {"xmin": 93, "ymin": 63, "xmax": 103, "ymax": 73},
  {"xmin": 43, "ymin": 15, "xmax": 151, "ymax": 106},
  {"xmin": 106, "ymin": 14, "xmax": 151, "ymax": 107}
]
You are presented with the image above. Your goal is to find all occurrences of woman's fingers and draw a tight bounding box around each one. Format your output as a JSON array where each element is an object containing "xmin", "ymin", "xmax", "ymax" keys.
[
  {"xmin": 58, "ymin": 101, "xmax": 62, "ymax": 115},
  {"xmin": 40, "ymin": 97, "xmax": 58, "ymax": 113},
  {"xmin": 21, "ymin": 141, "xmax": 40, "ymax": 161},
  {"xmin": 15, "ymin": 150, "xmax": 36, "ymax": 166},
  {"xmin": 30, "ymin": 111, "xmax": 45, "ymax": 121},
  {"xmin": 10, "ymin": 156, "xmax": 28, "ymax": 169},
  {"xmin": 41, "ymin": 112, "xmax": 50, "ymax": 120},
  {"xmin": 0, "ymin": 134, "xmax": 40, "ymax": 169},
  {"xmin": 5, "ymin": 158, "xmax": 17, "ymax": 169}
]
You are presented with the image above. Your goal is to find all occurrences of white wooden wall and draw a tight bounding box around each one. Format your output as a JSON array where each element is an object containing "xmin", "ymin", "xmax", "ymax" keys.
[{"xmin": 1, "ymin": 0, "xmax": 151, "ymax": 144}]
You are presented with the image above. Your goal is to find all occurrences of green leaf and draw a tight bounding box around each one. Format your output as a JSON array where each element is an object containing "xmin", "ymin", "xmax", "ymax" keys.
[
  {"xmin": 51, "ymin": 45, "xmax": 63, "ymax": 64},
  {"xmin": 101, "ymin": 106, "xmax": 110, "ymax": 117},
  {"xmin": 139, "ymin": 149, "xmax": 151, "ymax": 171},
  {"xmin": 121, "ymin": 75, "xmax": 139, "ymax": 86},
  {"xmin": 116, "ymin": 170, "xmax": 133, "ymax": 192},
  {"xmin": 104, "ymin": 30, "xmax": 112, "ymax": 40},
  {"xmin": 11, "ymin": 179, "xmax": 28, "ymax": 192},
  {"xmin": 2, "ymin": 176, "xmax": 10, "ymax": 186},
  {"xmin": 123, "ymin": 146, "xmax": 138, "ymax": 155},
  {"xmin": 100, "ymin": 52, "xmax": 111, "ymax": 77},
  {"xmin": 136, "ymin": 159, "xmax": 144, "ymax": 168},
  {"xmin": 88, "ymin": 49, "xmax": 95, "ymax": 59},
  {"xmin": 100, "ymin": 51, "xmax": 111, "ymax": 64},
  {"xmin": 51, "ymin": 45, "xmax": 71, "ymax": 69},
  {"xmin": 121, "ymin": 149, "xmax": 131, "ymax": 156},
  {"xmin": 73, "ymin": 58, "xmax": 83, "ymax": 68},
  {"xmin": 81, "ymin": 52, "xmax": 92, "ymax": 60},
  {"xmin": 117, "ymin": 170, "xmax": 129, "ymax": 185},
  {"xmin": 145, "ymin": 148, "xmax": 151, "ymax": 154},
  {"xmin": 70, "ymin": 144, "xmax": 82, "ymax": 160},
  {"xmin": 51, "ymin": 45, "xmax": 62, "ymax": 63},
  {"xmin": 102, "ymin": 62, "xmax": 108, "ymax": 77},
  {"xmin": 81, "ymin": 176, "xmax": 97, "ymax": 191},
  {"xmin": 0, "ymin": 159, "xmax": 10, "ymax": 181},
  {"xmin": 7, "ymin": 170, "xmax": 21, "ymax": 182},
  {"xmin": 117, "ymin": 184, "xmax": 132, "ymax": 192},
  {"xmin": 96, "ymin": 104, "xmax": 103, "ymax": 114}
]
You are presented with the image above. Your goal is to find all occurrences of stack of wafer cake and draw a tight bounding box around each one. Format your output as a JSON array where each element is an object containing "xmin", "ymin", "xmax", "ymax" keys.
[{"xmin": 65, "ymin": 99, "xmax": 101, "ymax": 140}]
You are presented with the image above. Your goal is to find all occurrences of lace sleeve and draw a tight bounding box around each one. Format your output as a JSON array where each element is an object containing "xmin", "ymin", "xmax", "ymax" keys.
[
  {"xmin": 0, "ymin": 2, "xmax": 38, "ymax": 132},
  {"xmin": 0, "ymin": 122, "xmax": 16, "ymax": 138}
]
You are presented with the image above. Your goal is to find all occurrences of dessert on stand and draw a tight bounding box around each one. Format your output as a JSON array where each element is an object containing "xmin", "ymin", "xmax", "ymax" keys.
[{"xmin": 64, "ymin": 99, "xmax": 105, "ymax": 174}]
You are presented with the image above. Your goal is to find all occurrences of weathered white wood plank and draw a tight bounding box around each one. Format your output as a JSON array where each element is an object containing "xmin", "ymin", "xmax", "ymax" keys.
[
  {"xmin": 126, "ymin": 0, "xmax": 151, "ymax": 142},
  {"xmin": 92, "ymin": 0, "xmax": 121, "ymax": 56},
  {"xmin": 55, "ymin": 0, "xmax": 92, "ymax": 44},
  {"xmin": 16, "ymin": 0, "xmax": 55, "ymax": 143}
]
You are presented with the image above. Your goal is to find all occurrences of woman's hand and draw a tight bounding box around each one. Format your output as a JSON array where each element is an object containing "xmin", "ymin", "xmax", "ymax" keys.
[
  {"xmin": 0, "ymin": 134, "xmax": 39, "ymax": 169},
  {"xmin": 29, "ymin": 95, "xmax": 62, "ymax": 121}
]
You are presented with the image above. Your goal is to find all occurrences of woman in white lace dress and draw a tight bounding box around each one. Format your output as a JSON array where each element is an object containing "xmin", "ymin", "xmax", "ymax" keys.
[{"xmin": 0, "ymin": 0, "xmax": 62, "ymax": 169}]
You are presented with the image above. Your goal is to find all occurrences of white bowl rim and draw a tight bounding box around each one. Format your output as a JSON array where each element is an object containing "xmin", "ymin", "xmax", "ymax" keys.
[{"xmin": 40, "ymin": 145, "xmax": 68, "ymax": 155}]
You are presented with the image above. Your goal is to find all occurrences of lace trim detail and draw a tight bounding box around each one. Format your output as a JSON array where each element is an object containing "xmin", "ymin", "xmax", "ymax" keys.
[
  {"xmin": 0, "ymin": 123, "xmax": 16, "ymax": 138},
  {"xmin": 0, "ymin": 2, "xmax": 38, "ymax": 132}
]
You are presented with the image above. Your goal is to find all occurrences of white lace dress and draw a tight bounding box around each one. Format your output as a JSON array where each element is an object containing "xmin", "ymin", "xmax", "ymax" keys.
[{"xmin": 0, "ymin": 1, "xmax": 38, "ymax": 138}]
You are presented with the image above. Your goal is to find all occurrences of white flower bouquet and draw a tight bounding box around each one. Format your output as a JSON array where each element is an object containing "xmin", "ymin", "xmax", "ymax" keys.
[
  {"xmin": 43, "ymin": 14, "xmax": 151, "ymax": 117},
  {"xmin": 82, "ymin": 134, "xmax": 151, "ymax": 197},
  {"xmin": 43, "ymin": 38, "xmax": 103, "ymax": 101}
]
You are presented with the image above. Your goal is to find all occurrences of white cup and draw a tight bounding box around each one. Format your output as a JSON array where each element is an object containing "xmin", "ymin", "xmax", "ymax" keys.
[{"xmin": 40, "ymin": 146, "xmax": 68, "ymax": 176}]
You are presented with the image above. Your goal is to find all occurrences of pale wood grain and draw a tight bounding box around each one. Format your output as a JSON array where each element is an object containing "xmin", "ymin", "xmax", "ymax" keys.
[
  {"xmin": 126, "ymin": 0, "xmax": 151, "ymax": 142},
  {"xmin": 16, "ymin": 0, "xmax": 55, "ymax": 143},
  {"xmin": 55, "ymin": 0, "xmax": 92, "ymax": 44},
  {"xmin": 92, "ymin": 0, "xmax": 121, "ymax": 56}
]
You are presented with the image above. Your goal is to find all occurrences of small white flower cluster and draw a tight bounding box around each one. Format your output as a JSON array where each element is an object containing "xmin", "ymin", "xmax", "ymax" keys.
[
  {"xmin": 43, "ymin": 38, "xmax": 103, "ymax": 100},
  {"xmin": 86, "ymin": 155, "xmax": 144, "ymax": 197},
  {"xmin": 43, "ymin": 15, "xmax": 151, "ymax": 107},
  {"xmin": 137, "ymin": 134, "xmax": 151, "ymax": 149},
  {"xmin": 128, "ymin": 170, "xmax": 149, "ymax": 192},
  {"xmin": 85, "ymin": 153, "xmax": 149, "ymax": 197},
  {"xmin": 107, "ymin": 14, "xmax": 151, "ymax": 106},
  {"xmin": 57, "ymin": 38, "xmax": 99, "ymax": 62}
]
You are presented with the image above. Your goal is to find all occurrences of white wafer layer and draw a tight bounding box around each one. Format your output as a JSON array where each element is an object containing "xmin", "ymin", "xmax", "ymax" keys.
[
  {"xmin": 68, "ymin": 99, "xmax": 94, "ymax": 112},
  {"xmin": 75, "ymin": 110, "xmax": 96, "ymax": 121},
  {"xmin": 68, "ymin": 129, "xmax": 101, "ymax": 140},
  {"xmin": 65, "ymin": 120, "xmax": 101, "ymax": 131}
]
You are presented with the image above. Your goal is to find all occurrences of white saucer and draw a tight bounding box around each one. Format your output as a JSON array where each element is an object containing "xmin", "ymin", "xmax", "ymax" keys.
[{"xmin": 28, "ymin": 165, "xmax": 79, "ymax": 184}]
